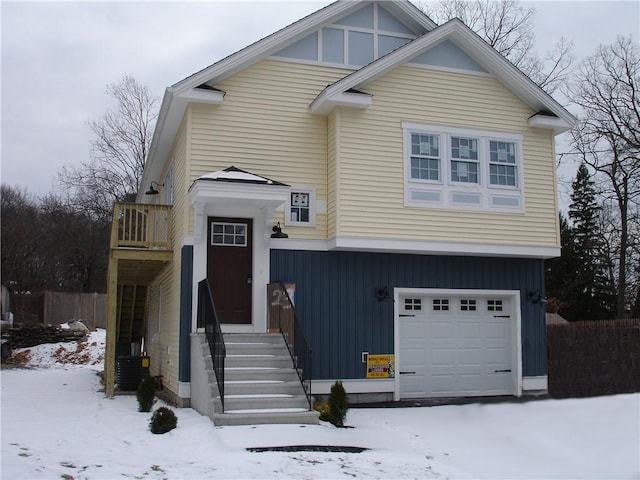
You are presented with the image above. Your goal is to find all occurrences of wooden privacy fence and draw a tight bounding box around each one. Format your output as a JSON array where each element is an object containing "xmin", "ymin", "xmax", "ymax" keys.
[
  {"xmin": 547, "ymin": 318, "xmax": 640, "ymax": 398},
  {"xmin": 43, "ymin": 292, "xmax": 107, "ymax": 329},
  {"xmin": 11, "ymin": 292, "xmax": 107, "ymax": 329}
]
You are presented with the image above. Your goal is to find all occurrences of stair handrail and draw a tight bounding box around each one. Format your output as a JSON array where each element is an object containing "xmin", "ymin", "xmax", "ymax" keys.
[
  {"xmin": 267, "ymin": 282, "xmax": 312, "ymax": 410},
  {"xmin": 197, "ymin": 279, "xmax": 225, "ymax": 412}
]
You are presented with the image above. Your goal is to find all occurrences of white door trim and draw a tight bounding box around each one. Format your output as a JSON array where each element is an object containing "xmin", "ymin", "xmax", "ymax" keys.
[{"xmin": 393, "ymin": 287, "xmax": 523, "ymax": 400}]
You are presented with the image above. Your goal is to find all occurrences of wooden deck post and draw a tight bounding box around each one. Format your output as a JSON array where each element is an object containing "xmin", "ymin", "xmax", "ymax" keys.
[{"xmin": 105, "ymin": 253, "xmax": 119, "ymax": 397}]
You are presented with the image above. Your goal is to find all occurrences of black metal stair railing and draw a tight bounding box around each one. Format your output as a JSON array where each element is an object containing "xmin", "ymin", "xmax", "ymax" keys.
[
  {"xmin": 267, "ymin": 282, "xmax": 312, "ymax": 410},
  {"xmin": 197, "ymin": 279, "xmax": 225, "ymax": 412}
]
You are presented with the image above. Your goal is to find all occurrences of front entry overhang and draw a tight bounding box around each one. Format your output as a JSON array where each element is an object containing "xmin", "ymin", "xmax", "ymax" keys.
[
  {"xmin": 188, "ymin": 166, "xmax": 290, "ymax": 334},
  {"xmin": 189, "ymin": 167, "xmax": 290, "ymax": 244}
]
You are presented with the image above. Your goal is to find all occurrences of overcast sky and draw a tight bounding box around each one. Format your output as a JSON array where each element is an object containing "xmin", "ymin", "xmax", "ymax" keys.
[{"xmin": 1, "ymin": 1, "xmax": 639, "ymax": 201}]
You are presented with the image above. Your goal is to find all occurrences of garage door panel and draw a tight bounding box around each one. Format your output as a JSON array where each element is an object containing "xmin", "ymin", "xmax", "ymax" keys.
[{"xmin": 399, "ymin": 293, "xmax": 516, "ymax": 399}]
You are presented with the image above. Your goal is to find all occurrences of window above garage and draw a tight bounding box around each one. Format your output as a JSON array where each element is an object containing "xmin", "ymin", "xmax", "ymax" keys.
[{"xmin": 403, "ymin": 122, "xmax": 524, "ymax": 213}]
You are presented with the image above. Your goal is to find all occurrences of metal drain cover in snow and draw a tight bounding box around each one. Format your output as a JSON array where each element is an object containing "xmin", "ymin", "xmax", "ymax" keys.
[{"xmin": 247, "ymin": 445, "xmax": 369, "ymax": 453}]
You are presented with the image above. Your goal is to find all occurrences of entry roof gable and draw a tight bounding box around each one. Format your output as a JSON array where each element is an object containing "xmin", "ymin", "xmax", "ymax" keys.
[{"xmin": 309, "ymin": 18, "xmax": 576, "ymax": 132}]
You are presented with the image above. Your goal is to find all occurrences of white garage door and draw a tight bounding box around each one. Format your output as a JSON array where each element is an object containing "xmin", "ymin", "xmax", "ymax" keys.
[{"xmin": 399, "ymin": 292, "xmax": 516, "ymax": 399}]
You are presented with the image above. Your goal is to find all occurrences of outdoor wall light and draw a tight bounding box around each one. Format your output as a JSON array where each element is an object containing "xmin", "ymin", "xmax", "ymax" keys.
[
  {"xmin": 375, "ymin": 286, "xmax": 390, "ymax": 302},
  {"xmin": 271, "ymin": 222, "xmax": 288, "ymax": 239},
  {"xmin": 145, "ymin": 181, "xmax": 164, "ymax": 195},
  {"xmin": 528, "ymin": 289, "xmax": 548, "ymax": 304}
]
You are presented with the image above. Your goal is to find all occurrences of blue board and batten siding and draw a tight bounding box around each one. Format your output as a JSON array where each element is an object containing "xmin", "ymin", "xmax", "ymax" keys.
[{"xmin": 270, "ymin": 250, "xmax": 546, "ymax": 380}]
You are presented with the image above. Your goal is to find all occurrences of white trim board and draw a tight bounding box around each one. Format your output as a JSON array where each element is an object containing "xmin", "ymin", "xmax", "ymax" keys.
[
  {"xmin": 270, "ymin": 237, "xmax": 560, "ymax": 259},
  {"xmin": 312, "ymin": 379, "xmax": 394, "ymax": 395}
]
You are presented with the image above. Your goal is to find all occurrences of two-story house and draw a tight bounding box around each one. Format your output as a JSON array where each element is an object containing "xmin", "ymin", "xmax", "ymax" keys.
[{"xmin": 104, "ymin": 0, "xmax": 575, "ymax": 425}]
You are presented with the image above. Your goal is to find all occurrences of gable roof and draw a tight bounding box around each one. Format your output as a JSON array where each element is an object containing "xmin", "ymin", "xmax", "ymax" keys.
[
  {"xmin": 195, "ymin": 166, "xmax": 288, "ymax": 187},
  {"xmin": 139, "ymin": 1, "xmax": 436, "ymax": 200},
  {"xmin": 309, "ymin": 18, "xmax": 577, "ymax": 132}
]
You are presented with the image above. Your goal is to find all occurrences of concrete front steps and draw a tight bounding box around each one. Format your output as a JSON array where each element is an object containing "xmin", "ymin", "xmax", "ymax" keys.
[{"xmin": 209, "ymin": 333, "xmax": 319, "ymax": 426}]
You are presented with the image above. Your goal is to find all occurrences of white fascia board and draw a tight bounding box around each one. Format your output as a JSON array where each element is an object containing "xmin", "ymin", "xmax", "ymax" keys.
[
  {"xmin": 189, "ymin": 179, "xmax": 289, "ymax": 207},
  {"xmin": 393, "ymin": 1, "xmax": 438, "ymax": 30},
  {"xmin": 310, "ymin": 19, "xmax": 576, "ymax": 128},
  {"xmin": 137, "ymin": 87, "xmax": 176, "ymax": 203},
  {"xmin": 172, "ymin": 1, "xmax": 363, "ymax": 94},
  {"xmin": 528, "ymin": 114, "xmax": 573, "ymax": 134},
  {"xmin": 310, "ymin": 91, "xmax": 373, "ymax": 115},
  {"xmin": 329, "ymin": 236, "xmax": 561, "ymax": 259},
  {"xmin": 173, "ymin": 1, "xmax": 435, "ymax": 94},
  {"xmin": 176, "ymin": 88, "xmax": 225, "ymax": 105}
]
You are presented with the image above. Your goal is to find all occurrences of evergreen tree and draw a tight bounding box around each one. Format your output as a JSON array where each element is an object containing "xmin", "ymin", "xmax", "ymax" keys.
[
  {"xmin": 566, "ymin": 163, "xmax": 614, "ymax": 319},
  {"xmin": 545, "ymin": 213, "xmax": 577, "ymax": 313}
]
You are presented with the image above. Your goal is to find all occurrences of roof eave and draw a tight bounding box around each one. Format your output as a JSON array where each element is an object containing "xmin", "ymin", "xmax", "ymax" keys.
[{"xmin": 310, "ymin": 19, "xmax": 577, "ymax": 129}]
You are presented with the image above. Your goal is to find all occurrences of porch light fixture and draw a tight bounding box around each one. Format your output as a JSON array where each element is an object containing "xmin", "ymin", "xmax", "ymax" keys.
[
  {"xmin": 145, "ymin": 181, "xmax": 164, "ymax": 195},
  {"xmin": 528, "ymin": 289, "xmax": 547, "ymax": 304},
  {"xmin": 375, "ymin": 286, "xmax": 391, "ymax": 302},
  {"xmin": 271, "ymin": 222, "xmax": 288, "ymax": 239}
]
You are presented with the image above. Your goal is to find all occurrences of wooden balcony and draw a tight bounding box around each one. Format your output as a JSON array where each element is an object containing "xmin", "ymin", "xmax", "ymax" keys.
[
  {"xmin": 106, "ymin": 202, "xmax": 173, "ymax": 397},
  {"xmin": 109, "ymin": 202, "xmax": 173, "ymax": 282}
]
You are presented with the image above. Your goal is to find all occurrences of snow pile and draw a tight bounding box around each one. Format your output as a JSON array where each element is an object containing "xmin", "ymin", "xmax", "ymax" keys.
[{"xmin": 10, "ymin": 328, "xmax": 105, "ymax": 370}]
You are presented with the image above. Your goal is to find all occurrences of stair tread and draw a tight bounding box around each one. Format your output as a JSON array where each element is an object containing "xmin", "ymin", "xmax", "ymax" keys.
[
  {"xmin": 225, "ymin": 367, "xmax": 280, "ymax": 370},
  {"xmin": 223, "ymin": 408, "xmax": 311, "ymax": 414},
  {"xmin": 225, "ymin": 393, "xmax": 294, "ymax": 399},
  {"xmin": 226, "ymin": 380, "xmax": 284, "ymax": 384}
]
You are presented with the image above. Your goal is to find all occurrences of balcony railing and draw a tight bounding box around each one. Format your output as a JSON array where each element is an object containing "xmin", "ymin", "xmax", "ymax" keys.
[{"xmin": 111, "ymin": 202, "xmax": 172, "ymax": 249}]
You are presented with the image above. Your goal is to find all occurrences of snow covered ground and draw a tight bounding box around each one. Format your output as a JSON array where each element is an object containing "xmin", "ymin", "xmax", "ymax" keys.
[{"xmin": 1, "ymin": 329, "xmax": 639, "ymax": 479}]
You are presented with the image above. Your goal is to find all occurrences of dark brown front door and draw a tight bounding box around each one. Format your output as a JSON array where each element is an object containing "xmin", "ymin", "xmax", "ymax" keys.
[{"xmin": 207, "ymin": 217, "xmax": 252, "ymax": 324}]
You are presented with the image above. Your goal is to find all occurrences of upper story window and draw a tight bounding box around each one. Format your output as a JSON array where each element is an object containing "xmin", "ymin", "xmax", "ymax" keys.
[
  {"xmin": 285, "ymin": 187, "xmax": 316, "ymax": 227},
  {"xmin": 489, "ymin": 140, "xmax": 517, "ymax": 187},
  {"xmin": 411, "ymin": 134, "xmax": 440, "ymax": 181},
  {"xmin": 403, "ymin": 122, "xmax": 524, "ymax": 212},
  {"xmin": 450, "ymin": 137, "xmax": 479, "ymax": 184}
]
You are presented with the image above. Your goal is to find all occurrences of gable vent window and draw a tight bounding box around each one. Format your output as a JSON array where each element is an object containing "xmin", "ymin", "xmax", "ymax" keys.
[
  {"xmin": 487, "ymin": 299, "xmax": 503, "ymax": 312},
  {"xmin": 433, "ymin": 299, "xmax": 449, "ymax": 311},
  {"xmin": 404, "ymin": 298, "xmax": 422, "ymax": 311},
  {"xmin": 460, "ymin": 299, "xmax": 477, "ymax": 311},
  {"xmin": 285, "ymin": 187, "xmax": 317, "ymax": 227}
]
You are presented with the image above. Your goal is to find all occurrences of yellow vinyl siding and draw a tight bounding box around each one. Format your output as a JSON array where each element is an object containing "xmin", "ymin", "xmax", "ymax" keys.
[
  {"xmin": 149, "ymin": 118, "xmax": 188, "ymax": 396},
  {"xmin": 147, "ymin": 263, "xmax": 178, "ymax": 390},
  {"xmin": 327, "ymin": 111, "xmax": 338, "ymax": 238},
  {"xmin": 335, "ymin": 66, "xmax": 559, "ymax": 247},
  {"xmin": 188, "ymin": 60, "xmax": 351, "ymax": 240}
]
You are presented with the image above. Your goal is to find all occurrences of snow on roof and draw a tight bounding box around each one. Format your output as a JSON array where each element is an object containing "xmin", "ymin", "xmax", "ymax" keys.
[{"xmin": 197, "ymin": 166, "xmax": 286, "ymax": 186}]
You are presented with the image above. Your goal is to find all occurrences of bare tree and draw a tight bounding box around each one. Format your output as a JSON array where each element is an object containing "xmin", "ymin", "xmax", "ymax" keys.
[
  {"xmin": 420, "ymin": 0, "xmax": 573, "ymax": 93},
  {"xmin": 568, "ymin": 36, "xmax": 640, "ymax": 316},
  {"xmin": 58, "ymin": 75, "xmax": 159, "ymax": 219}
]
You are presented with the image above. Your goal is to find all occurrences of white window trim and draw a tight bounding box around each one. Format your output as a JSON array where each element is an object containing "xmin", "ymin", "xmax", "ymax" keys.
[
  {"xmin": 164, "ymin": 164, "xmax": 174, "ymax": 205},
  {"xmin": 285, "ymin": 186, "xmax": 317, "ymax": 227},
  {"xmin": 403, "ymin": 121, "xmax": 524, "ymax": 213}
]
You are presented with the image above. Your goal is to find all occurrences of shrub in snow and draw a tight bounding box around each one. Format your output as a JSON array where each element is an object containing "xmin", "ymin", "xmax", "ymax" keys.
[
  {"xmin": 150, "ymin": 407, "xmax": 177, "ymax": 434},
  {"xmin": 136, "ymin": 374, "xmax": 156, "ymax": 412},
  {"xmin": 328, "ymin": 380, "xmax": 349, "ymax": 427},
  {"xmin": 313, "ymin": 401, "xmax": 331, "ymax": 422}
]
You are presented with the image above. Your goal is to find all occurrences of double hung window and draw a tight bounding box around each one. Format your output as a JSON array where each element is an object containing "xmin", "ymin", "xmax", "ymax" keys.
[{"xmin": 404, "ymin": 122, "xmax": 523, "ymax": 211}]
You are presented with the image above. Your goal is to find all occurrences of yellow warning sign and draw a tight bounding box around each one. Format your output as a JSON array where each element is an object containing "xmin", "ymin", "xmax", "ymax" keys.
[{"xmin": 367, "ymin": 354, "xmax": 395, "ymax": 378}]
